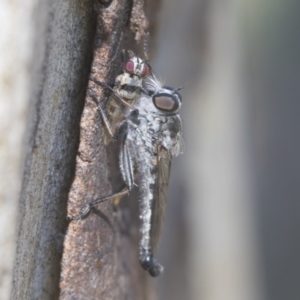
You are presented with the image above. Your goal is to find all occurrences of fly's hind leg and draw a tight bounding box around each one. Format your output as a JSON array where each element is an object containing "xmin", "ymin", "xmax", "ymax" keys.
[
  {"xmin": 68, "ymin": 189, "xmax": 129, "ymax": 221},
  {"xmin": 68, "ymin": 130, "xmax": 135, "ymax": 221}
]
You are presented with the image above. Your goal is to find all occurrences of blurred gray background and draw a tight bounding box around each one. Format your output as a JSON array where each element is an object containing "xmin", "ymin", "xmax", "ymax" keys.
[
  {"xmin": 151, "ymin": 0, "xmax": 300, "ymax": 299},
  {"xmin": 1, "ymin": 0, "xmax": 300, "ymax": 299}
]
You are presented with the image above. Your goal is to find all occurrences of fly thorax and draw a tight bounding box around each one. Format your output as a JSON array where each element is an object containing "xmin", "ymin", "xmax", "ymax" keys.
[{"xmin": 138, "ymin": 117, "xmax": 148, "ymax": 134}]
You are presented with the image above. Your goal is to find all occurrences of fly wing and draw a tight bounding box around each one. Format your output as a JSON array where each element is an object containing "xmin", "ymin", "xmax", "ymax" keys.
[
  {"xmin": 103, "ymin": 97, "xmax": 126, "ymax": 145},
  {"xmin": 150, "ymin": 145, "xmax": 172, "ymax": 251},
  {"xmin": 103, "ymin": 93, "xmax": 141, "ymax": 145}
]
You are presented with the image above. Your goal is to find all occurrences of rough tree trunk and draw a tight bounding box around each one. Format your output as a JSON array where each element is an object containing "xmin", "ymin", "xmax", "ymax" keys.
[
  {"xmin": 11, "ymin": 0, "xmax": 158, "ymax": 299},
  {"xmin": 60, "ymin": 0, "xmax": 153, "ymax": 299}
]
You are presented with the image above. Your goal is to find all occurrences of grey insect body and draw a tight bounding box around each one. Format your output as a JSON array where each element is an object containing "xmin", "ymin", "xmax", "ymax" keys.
[
  {"xmin": 123, "ymin": 77, "xmax": 183, "ymax": 275},
  {"xmin": 70, "ymin": 62, "xmax": 183, "ymax": 277}
]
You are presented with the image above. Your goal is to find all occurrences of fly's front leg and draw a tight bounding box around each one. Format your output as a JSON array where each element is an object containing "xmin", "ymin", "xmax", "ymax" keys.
[
  {"xmin": 98, "ymin": 103, "xmax": 114, "ymax": 138},
  {"xmin": 87, "ymin": 88, "xmax": 136, "ymax": 141},
  {"xmin": 89, "ymin": 76, "xmax": 135, "ymax": 109},
  {"xmin": 87, "ymin": 88, "xmax": 114, "ymax": 138}
]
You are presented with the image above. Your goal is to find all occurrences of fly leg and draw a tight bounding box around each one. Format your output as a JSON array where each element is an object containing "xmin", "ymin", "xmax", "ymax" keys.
[
  {"xmin": 68, "ymin": 129, "xmax": 135, "ymax": 221},
  {"xmin": 68, "ymin": 189, "xmax": 129, "ymax": 221},
  {"xmin": 87, "ymin": 88, "xmax": 114, "ymax": 138},
  {"xmin": 89, "ymin": 76, "xmax": 135, "ymax": 110},
  {"xmin": 87, "ymin": 89, "xmax": 137, "ymax": 142}
]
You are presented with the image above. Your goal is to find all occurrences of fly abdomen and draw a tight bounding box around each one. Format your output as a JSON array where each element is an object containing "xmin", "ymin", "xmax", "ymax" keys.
[{"xmin": 132, "ymin": 136, "xmax": 164, "ymax": 276}]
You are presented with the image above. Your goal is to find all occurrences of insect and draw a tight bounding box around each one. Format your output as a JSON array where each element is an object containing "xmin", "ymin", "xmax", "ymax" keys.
[
  {"xmin": 70, "ymin": 59, "xmax": 183, "ymax": 277},
  {"xmin": 96, "ymin": 50, "xmax": 149, "ymax": 144}
]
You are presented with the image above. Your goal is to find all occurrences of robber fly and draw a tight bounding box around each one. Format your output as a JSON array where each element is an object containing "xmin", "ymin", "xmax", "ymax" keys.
[
  {"xmin": 70, "ymin": 61, "xmax": 183, "ymax": 277},
  {"xmin": 128, "ymin": 74, "xmax": 183, "ymax": 276},
  {"xmin": 96, "ymin": 50, "xmax": 149, "ymax": 144}
]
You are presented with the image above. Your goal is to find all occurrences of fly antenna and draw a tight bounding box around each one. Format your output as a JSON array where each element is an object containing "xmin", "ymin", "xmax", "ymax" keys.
[
  {"xmin": 143, "ymin": 32, "xmax": 150, "ymax": 61},
  {"xmin": 142, "ymin": 32, "xmax": 155, "ymax": 76},
  {"xmin": 121, "ymin": 49, "xmax": 126, "ymax": 71}
]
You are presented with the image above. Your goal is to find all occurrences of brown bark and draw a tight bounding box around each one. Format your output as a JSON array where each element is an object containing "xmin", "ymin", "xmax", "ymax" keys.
[
  {"xmin": 11, "ymin": 1, "xmax": 96, "ymax": 299},
  {"xmin": 12, "ymin": 0, "xmax": 157, "ymax": 299},
  {"xmin": 60, "ymin": 0, "xmax": 153, "ymax": 299}
]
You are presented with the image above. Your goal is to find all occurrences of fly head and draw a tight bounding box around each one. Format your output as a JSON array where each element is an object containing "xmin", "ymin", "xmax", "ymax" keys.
[{"xmin": 124, "ymin": 55, "xmax": 148, "ymax": 78}]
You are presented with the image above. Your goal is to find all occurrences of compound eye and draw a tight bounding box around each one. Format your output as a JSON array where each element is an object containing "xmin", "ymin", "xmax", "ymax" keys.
[
  {"xmin": 141, "ymin": 64, "xmax": 148, "ymax": 77},
  {"xmin": 153, "ymin": 93, "xmax": 180, "ymax": 112},
  {"xmin": 125, "ymin": 60, "xmax": 135, "ymax": 74}
]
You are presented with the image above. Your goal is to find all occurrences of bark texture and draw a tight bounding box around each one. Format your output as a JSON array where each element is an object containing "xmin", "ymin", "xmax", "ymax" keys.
[
  {"xmin": 11, "ymin": 0, "xmax": 158, "ymax": 298},
  {"xmin": 11, "ymin": 1, "xmax": 96, "ymax": 299}
]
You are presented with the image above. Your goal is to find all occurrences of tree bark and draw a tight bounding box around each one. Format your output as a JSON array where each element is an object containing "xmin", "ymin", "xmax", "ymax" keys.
[
  {"xmin": 60, "ymin": 0, "xmax": 153, "ymax": 299},
  {"xmin": 11, "ymin": 0, "xmax": 156, "ymax": 299}
]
